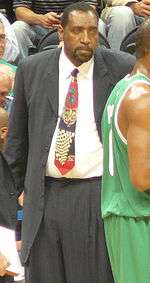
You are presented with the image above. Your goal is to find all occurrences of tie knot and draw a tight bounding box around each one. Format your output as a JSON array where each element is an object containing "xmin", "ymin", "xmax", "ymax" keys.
[{"xmin": 71, "ymin": 68, "xmax": 79, "ymax": 78}]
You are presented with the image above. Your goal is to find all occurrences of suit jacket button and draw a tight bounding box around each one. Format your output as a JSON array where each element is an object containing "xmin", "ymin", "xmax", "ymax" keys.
[{"xmin": 10, "ymin": 192, "xmax": 15, "ymax": 196}]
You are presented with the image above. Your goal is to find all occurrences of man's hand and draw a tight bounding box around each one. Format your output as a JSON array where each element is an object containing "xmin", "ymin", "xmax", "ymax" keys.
[
  {"xmin": 18, "ymin": 191, "xmax": 24, "ymax": 207},
  {"xmin": 0, "ymin": 253, "xmax": 9, "ymax": 276},
  {"xmin": 140, "ymin": 0, "xmax": 150, "ymax": 16},
  {"xmin": 107, "ymin": 0, "xmax": 113, "ymax": 6},
  {"xmin": 45, "ymin": 12, "xmax": 61, "ymax": 27},
  {"xmin": 38, "ymin": 12, "xmax": 61, "ymax": 28},
  {"xmin": 130, "ymin": 0, "xmax": 150, "ymax": 16},
  {"xmin": 130, "ymin": 2, "xmax": 145, "ymax": 16},
  {"xmin": 16, "ymin": 241, "xmax": 22, "ymax": 252}
]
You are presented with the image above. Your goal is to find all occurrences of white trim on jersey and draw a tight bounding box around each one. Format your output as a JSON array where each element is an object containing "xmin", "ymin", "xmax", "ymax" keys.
[{"xmin": 114, "ymin": 76, "xmax": 150, "ymax": 145}]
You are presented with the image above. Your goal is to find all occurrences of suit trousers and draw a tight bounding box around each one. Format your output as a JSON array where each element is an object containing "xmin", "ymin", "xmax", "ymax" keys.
[{"xmin": 25, "ymin": 177, "xmax": 114, "ymax": 283}]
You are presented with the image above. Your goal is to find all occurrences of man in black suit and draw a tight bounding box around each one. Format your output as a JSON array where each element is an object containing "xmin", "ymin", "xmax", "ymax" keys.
[
  {"xmin": 5, "ymin": 2, "xmax": 135, "ymax": 283},
  {"xmin": 12, "ymin": 0, "xmax": 98, "ymax": 61}
]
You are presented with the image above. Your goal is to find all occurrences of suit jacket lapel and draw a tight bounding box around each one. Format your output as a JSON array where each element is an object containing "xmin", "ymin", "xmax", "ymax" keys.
[
  {"xmin": 43, "ymin": 48, "xmax": 115, "ymax": 121},
  {"xmin": 93, "ymin": 48, "xmax": 114, "ymax": 122},
  {"xmin": 43, "ymin": 48, "xmax": 61, "ymax": 115}
]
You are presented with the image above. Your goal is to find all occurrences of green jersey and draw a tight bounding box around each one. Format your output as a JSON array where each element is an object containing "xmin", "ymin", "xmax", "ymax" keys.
[{"xmin": 102, "ymin": 73, "xmax": 150, "ymax": 218}]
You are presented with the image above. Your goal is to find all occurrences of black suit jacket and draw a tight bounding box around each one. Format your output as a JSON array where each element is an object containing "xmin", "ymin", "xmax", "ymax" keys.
[
  {"xmin": 4, "ymin": 47, "xmax": 135, "ymax": 263},
  {"xmin": 0, "ymin": 152, "xmax": 17, "ymax": 229}
]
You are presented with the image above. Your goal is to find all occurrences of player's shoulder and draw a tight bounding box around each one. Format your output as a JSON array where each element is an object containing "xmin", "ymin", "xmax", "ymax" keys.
[{"xmin": 122, "ymin": 78, "xmax": 150, "ymax": 120}]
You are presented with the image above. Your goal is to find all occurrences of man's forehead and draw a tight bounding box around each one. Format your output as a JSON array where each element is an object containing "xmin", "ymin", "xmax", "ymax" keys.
[{"xmin": 68, "ymin": 10, "xmax": 97, "ymax": 24}]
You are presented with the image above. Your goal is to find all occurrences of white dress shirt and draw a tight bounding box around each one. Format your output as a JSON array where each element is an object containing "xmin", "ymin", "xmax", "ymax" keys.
[{"xmin": 46, "ymin": 48, "xmax": 103, "ymax": 178}]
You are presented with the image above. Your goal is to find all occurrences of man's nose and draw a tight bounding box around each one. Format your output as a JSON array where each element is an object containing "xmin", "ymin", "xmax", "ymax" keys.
[{"xmin": 80, "ymin": 31, "xmax": 90, "ymax": 44}]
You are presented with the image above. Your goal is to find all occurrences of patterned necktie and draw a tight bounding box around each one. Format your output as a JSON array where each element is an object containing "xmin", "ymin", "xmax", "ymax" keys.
[{"xmin": 55, "ymin": 68, "xmax": 79, "ymax": 175}]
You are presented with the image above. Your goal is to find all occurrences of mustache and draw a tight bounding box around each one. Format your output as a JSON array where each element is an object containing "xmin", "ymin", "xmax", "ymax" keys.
[{"xmin": 75, "ymin": 47, "xmax": 93, "ymax": 52}]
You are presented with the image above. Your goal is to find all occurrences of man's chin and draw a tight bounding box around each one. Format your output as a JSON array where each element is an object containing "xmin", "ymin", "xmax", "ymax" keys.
[{"xmin": 75, "ymin": 50, "xmax": 93, "ymax": 63}]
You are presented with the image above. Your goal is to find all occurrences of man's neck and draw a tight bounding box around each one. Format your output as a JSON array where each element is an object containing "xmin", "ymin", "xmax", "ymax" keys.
[{"xmin": 131, "ymin": 58, "xmax": 150, "ymax": 79}]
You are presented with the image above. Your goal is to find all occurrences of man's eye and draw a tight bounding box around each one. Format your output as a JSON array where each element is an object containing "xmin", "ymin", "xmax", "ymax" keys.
[
  {"xmin": 73, "ymin": 28, "xmax": 82, "ymax": 34},
  {"xmin": 89, "ymin": 28, "xmax": 97, "ymax": 34}
]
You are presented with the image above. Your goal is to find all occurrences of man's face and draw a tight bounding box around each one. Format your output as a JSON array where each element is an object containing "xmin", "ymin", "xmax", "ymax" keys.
[
  {"xmin": 0, "ymin": 75, "xmax": 11, "ymax": 107},
  {"xmin": 0, "ymin": 24, "xmax": 5, "ymax": 58},
  {"xmin": 60, "ymin": 10, "xmax": 99, "ymax": 66},
  {"xmin": 0, "ymin": 85, "xmax": 10, "ymax": 107}
]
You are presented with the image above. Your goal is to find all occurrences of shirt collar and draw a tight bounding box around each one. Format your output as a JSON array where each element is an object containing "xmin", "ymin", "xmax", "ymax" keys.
[{"xmin": 59, "ymin": 47, "xmax": 94, "ymax": 80}]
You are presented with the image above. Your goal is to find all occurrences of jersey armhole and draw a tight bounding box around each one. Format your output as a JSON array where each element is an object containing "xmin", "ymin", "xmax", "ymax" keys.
[{"xmin": 114, "ymin": 78, "xmax": 150, "ymax": 145}]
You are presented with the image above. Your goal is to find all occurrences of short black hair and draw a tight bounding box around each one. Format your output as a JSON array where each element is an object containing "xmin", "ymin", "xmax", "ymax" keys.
[
  {"xmin": 61, "ymin": 1, "xmax": 99, "ymax": 27},
  {"xmin": 136, "ymin": 19, "xmax": 150, "ymax": 58}
]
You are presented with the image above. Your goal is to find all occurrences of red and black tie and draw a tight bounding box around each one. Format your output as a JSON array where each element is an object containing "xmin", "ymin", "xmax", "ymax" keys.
[{"xmin": 55, "ymin": 69, "xmax": 79, "ymax": 175}]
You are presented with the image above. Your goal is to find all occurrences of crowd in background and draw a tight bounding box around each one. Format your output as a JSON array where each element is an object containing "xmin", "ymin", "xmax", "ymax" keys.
[
  {"xmin": 0, "ymin": 0, "xmax": 143, "ymax": 111},
  {"xmin": 0, "ymin": 1, "xmax": 149, "ymax": 283}
]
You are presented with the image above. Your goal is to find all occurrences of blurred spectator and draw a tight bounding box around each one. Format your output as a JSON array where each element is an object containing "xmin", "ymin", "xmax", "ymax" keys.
[
  {"xmin": 0, "ymin": 13, "xmax": 17, "ymax": 112},
  {"xmin": 100, "ymin": 0, "xmax": 145, "ymax": 50},
  {"xmin": 0, "ymin": 107, "xmax": 17, "ymax": 283},
  {"xmin": 12, "ymin": 0, "xmax": 98, "ymax": 61},
  {"xmin": 0, "ymin": 13, "xmax": 19, "ymax": 64},
  {"xmin": 0, "ymin": 111, "xmax": 23, "ymax": 283},
  {"xmin": 0, "ymin": 64, "xmax": 16, "ymax": 112},
  {"xmin": 0, "ymin": 70, "xmax": 12, "ymax": 107}
]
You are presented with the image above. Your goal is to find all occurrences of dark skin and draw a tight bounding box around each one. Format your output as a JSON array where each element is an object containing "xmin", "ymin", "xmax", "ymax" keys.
[
  {"xmin": 118, "ymin": 54, "xmax": 150, "ymax": 192},
  {"xmin": 59, "ymin": 10, "xmax": 99, "ymax": 67}
]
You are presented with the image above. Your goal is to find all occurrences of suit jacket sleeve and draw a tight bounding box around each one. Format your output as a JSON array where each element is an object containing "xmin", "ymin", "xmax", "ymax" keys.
[{"xmin": 4, "ymin": 63, "xmax": 28, "ymax": 195}]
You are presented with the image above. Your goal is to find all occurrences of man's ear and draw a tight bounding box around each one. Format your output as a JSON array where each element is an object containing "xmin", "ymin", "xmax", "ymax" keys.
[
  {"xmin": 0, "ymin": 126, "xmax": 8, "ymax": 141},
  {"xmin": 58, "ymin": 25, "xmax": 64, "ymax": 42}
]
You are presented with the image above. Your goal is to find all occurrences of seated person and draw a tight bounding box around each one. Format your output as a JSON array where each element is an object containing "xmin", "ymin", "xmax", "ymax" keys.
[
  {"xmin": 0, "ymin": 107, "xmax": 17, "ymax": 283},
  {"xmin": 12, "ymin": 0, "xmax": 98, "ymax": 61},
  {"xmin": 0, "ymin": 14, "xmax": 17, "ymax": 112},
  {"xmin": 100, "ymin": 0, "xmax": 147, "ymax": 50},
  {"xmin": 0, "ymin": 13, "xmax": 19, "ymax": 64},
  {"xmin": 0, "ymin": 65, "xmax": 16, "ymax": 112},
  {"xmin": 0, "ymin": 70, "xmax": 12, "ymax": 107}
]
